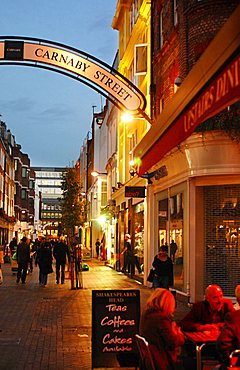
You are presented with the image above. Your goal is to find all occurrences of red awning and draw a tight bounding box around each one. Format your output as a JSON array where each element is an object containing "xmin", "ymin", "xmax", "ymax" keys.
[{"xmin": 139, "ymin": 52, "xmax": 240, "ymax": 175}]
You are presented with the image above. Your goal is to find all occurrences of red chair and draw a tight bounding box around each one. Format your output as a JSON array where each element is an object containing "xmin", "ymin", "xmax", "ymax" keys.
[
  {"xmin": 135, "ymin": 334, "xmax": 156, "ymax": 370},
  {"xmin": 228, "ymin": 349, "xmax": 240, "ymax": 369}
]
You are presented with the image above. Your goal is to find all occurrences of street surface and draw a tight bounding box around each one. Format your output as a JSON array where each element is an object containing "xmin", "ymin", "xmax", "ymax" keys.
[{"xmin": 0, "ymin": 259, "xmax": 188, "ymax": 370}]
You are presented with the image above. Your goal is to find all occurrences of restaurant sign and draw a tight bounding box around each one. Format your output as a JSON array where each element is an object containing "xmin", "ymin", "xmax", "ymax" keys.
[
  {"xmin": 138, "ymin": 52, "xmax": 240, "ymax": 175},
  {"xmin": 125, "ymin": 186, "xmax": 146, "ymax": 198},
  {"xmin": 92, "ymin": 290, "xmax": 140, "ymax": 368},
  {"xmin": 0, "ymin": 37, "xmax": 146, "ymax": 114}
]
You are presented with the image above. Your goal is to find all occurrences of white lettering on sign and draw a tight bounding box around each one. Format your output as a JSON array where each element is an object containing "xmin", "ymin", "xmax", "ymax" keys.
[{"xmin": 23, "ymin": 43, "xmax": 142, "ymax": 112}]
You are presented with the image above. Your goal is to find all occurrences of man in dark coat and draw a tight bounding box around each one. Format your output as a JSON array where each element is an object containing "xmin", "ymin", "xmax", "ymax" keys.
[
  {"xmin": 53, "ymin": 238, "xmax": 70, "ymax": 284},
  {"xmin": 216, "ymin": 310, "xmax": 240, "ymax": 368},
  {"xmin": 16, "ymin": 237, "xmax": 30, "ymax": 284},
  {"xmin": 180, "ymin": 284, "xmax": 234, "ymax": 332},
  {"xmin": 180, "ymin": 284, "xmax": 234, "ymax": 369}
]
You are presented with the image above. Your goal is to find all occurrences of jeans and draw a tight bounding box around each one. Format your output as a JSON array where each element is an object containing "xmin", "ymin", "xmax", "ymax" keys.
[
  {"xmin": 56, "ymin": 261, "xmax": 66, "ymax": 284},
  {"xmin": 153, "ymin": 275, "xmax": 169, "ymax": 289},
  {"xmin": 17, "ymin": 263, "xmax": 28, "ymax": 283}
]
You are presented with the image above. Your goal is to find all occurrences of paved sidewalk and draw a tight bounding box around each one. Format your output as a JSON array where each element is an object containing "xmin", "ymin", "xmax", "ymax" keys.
[{"xmin": 0, "ymin": 259, "xmax": 189, "ymax": 370}]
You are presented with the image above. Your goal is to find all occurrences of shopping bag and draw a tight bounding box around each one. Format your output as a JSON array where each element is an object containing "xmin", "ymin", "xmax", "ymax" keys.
[
  {"xmin": 0, "ymin": 268, "xmax": 3, "ymax": 285},
  {"xmin": 147, "ymin": 268, "xmax": 155, "ymax": 282}
]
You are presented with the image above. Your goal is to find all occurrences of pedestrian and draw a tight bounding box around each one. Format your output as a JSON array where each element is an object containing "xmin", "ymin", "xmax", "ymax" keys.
[
  {"xmin": 16, "ymin": 237, "xmax": 30, "ymax": 284},
  {"xmin": 140, "ymin": 288, "xmax": 185, "ymax": 370},
  {"xmin": 234, "ymin": 284, "xmax": 240, "ymax": 310},
  {"xmin": 53, "ymin": 238, "xmax": 70, "ymax": 284},
  {"xmin": 170, "ymin": 239, "xmax": 178, "ymax": 263},
  {"xmin": 180, "ymin": 284, "xmax": 234, "ymax": 370},
  {"xmin": 152, "ymin": 246, "xmax": 173, "ymax": 289},
  {"xmin": 9, "ymin": 237, "xmax": 17, "ymax": 256},
  {"xmin": 121, "ymin": 234, "xmax": 141, "ymax": 275},
  {"xmin": 95, "ymin": 238, "xmax": 100, "ymax": 259},
  {"xmin": 216, "ymin": 309, "xmax": 240, "ymax": 368},
  {"xmin": 35, "ymin": 241, "xmax": 53, "ymax": 286}
]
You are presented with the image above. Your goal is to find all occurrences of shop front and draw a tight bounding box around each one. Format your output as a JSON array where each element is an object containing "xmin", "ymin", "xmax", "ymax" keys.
[{"xmin": 134, "ymin": 8, "xmax": 240, "ymax": 301}]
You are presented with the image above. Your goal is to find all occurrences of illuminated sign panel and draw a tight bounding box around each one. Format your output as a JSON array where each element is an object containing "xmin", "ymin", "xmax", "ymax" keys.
[
  {"xmin": 0, "ymin": 38, "xmax": 146, "ymax": 114},
  {"xmin": 125, "ymin": 186, "xmax": 146, "ymax": 198}
]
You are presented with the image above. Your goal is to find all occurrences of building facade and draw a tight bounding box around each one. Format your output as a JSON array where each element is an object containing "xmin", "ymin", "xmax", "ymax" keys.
[
  {"xmin": 133, "ymin": 2, "xmax": 240, "ymax": 301},
  {"xmin": 32, "ymin": 167, "xmax": 65, "ymax": 239},
  {"xmin": 0, "ymin": 121, "xmax": 15, "ymax": 245},
  {"xmin": 112, "ymin": 0, "xmax": 152, "ymax": 279}
]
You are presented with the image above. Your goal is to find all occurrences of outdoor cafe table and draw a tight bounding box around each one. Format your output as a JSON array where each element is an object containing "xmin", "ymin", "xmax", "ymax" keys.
[{"xmin": 183, "ymin": 330, "xmax": 220, "ymax": 370}]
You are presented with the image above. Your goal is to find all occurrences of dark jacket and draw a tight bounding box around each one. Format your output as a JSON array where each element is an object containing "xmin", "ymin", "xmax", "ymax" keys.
[
  {"xmin": 152, "ymin": 255, "xmax": 173, "ymax": 286},
  {"xmin": 53, "ymin": 242, "xmax": 70, "ymax": 264},
  {"xmin": 36, "ymin": 246, "xmax": 53, "ymax": 274},
  {"xmin": 16, "ymin": 242, "xmax": 30, "ymax": 264},
  {"xmin": 140, "ymin": 309, "xmax": 185, "ymax": 370},
  {"xmin": 180, "ymin": 298, "xmax": 234, "ymax": 331},
  {"xmin": 216, "ymin": 310, "xmax": 240, "ymax": 366}
]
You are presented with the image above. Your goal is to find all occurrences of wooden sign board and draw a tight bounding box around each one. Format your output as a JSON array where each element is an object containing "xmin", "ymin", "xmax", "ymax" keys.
[{"xmin": 92, "ymin": 289, "xmax": 140, "ymax": 368}]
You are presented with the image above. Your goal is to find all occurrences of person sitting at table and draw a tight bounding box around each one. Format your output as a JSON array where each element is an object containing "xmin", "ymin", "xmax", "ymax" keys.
[
  {"xmin": 140, "ymin": 288, "xmax": 185, "ymax": 370},
  {"xmin": 216, "ymin": 309, "xmax": 240, "ymax": 369},
  {"xmin": 180, "ymin": 284, "xmax": 234, "ymax": 332},
  {"xmin": 234, "ymin": 284, "xmax": 240, "ymax": 310},
  {"xmin": 180, "ymin": 284, "xmax": 234, "ymax": 370}
]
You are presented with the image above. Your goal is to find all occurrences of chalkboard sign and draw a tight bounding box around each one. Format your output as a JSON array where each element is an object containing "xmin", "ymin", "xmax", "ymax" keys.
[{"xmin": 92, "ymin": 289, "xmax": 140, "ymax": 368}]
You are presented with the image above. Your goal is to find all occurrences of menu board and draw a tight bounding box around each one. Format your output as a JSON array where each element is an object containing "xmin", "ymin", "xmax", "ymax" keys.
[{"xmin": 92, "ymin": 290, "xmax": 140, "ymax": 368}]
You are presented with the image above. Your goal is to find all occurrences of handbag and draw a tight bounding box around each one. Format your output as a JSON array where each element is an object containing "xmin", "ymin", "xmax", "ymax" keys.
[
  {"xmin": 147, "ymin": 268, "xmax": 155, "ymax": 282},
  {"xmin": 0, "ymin": 268, "xmax": 3, "ymax": 284}
]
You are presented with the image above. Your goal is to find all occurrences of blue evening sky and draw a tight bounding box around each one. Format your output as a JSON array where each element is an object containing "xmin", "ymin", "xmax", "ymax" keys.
[{"xmin": 0, "ymin": 1, "xmax": 118, "ymax": 167}]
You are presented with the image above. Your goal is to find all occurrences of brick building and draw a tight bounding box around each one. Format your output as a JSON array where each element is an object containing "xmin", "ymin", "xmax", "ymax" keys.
[
  {"xmin": 134, "ymin": 2, "xmax": 240, "ymax": 301},
  {"xmin": 13, "ymin": 144, "xmax": 35, "ymax": 240}
]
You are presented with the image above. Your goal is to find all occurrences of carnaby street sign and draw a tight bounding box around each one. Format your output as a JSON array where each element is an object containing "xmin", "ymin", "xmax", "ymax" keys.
[{"xmin": 0, "ymin": 37, "xmax": 146, "ymax": 114}]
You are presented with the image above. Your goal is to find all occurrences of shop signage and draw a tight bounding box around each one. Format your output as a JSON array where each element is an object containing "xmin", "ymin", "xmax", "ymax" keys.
[
  {"xmin": 125, "ymin": 186, "xmax": 146, "ymax": 198},
  {"xmin": 92, "ymin": 289, "xmax": 140, "ymax": 368},
  {"xmin": 138, "ymin": 52, "xmax": 240, "ymax": 175},
  {"xmin": 0, "ymin": 38, "xmax": 146, "ymax": 114},
  {"xmin": 4, "ymin": 41, "xmax": 24, "ymax": 60}
]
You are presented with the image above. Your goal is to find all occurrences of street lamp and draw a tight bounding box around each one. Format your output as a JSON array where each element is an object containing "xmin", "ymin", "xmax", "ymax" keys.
[{"xmin": 91, "ymin": 171, "xmax": 107, "ymax": 177}]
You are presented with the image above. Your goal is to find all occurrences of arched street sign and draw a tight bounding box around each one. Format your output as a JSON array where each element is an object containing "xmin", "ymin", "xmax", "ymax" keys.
[{"xmin": 0, "ymin": 36, "xmax": 146, "ymax": 114}]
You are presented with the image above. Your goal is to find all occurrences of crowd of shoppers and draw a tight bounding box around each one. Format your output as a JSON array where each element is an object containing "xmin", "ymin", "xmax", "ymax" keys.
[{"xmin": 12, "ymin": 236, "xmax": 71, "ymax": 287}]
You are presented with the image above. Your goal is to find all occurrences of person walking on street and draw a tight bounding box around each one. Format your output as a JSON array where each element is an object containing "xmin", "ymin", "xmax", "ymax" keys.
[
  {"xmin": 16, "ymin": 237, "xmax": 30, "ymax": 284},
  {"xmin": 121, "ymin": 234, "xmax": 141, "ymax": 275},
  {"xmin": 170, "ymin": 239, "xmax": 178, "ymax": 263},
  {"xmin": 95, "ymin": 238, "xmax": 100, "ymax": 259},
  {"xmin": 53, "ymin": 238, "xmax": 70, "ymax": 284},
  {"xmin": 152, "ymin": 246, "xmax": 173, "ymax": 289},
  {"xmin": 9, "ymin": 237, "xmax": 17, "ymax": 256},
  {"xmin": 35, "ymin": 241, "xmax": 53, "ymax": 286}
]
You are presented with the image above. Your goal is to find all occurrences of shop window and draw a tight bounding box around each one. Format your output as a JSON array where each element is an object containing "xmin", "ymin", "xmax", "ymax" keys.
[
  {"xmin": 204, "ymin": 185, "xmax": 240, "ymax": 296},
  {"xmin": 158, "ymin": 192, "xmax": 184, "ymax": 291},
  {"xmin": 133, "ymin": 202, "xmax": 144, "ymax": 274}
]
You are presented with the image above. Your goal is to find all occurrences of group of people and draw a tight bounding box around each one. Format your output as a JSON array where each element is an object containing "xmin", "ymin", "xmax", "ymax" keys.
[
  {"xmin": 14, "ymin": 236, "xmax": 70, "ymax": 286},
  {"xmin": 140, "ymin": 284, "xmax": 240, "ymax": 370},
  {"xmin": 121, "ymin": 234, "xmax": 142, "ymax": 275}
]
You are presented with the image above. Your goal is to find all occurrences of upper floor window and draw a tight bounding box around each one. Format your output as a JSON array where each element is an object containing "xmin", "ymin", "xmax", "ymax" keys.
[
  {"xmin": 21, "ymin": 188, "xmax": 28, "ymax": 200},
  {"xmin": 158, "ymin": 9, "xmax": 164, "ymax": 49},
  {"xmin": 22, "ymin": 167, "xmax": 28, "ymax": 178},
  {"xmin": 173, "ymin": 0, "xmax": 178, "ymax": 27},
  {"xmin": 134, "ymin": 43, "xmax": 147, "ymax": 76},
  {"xmin": 130, "ymin": 0, "xmax": 140, "ymax": 32}
]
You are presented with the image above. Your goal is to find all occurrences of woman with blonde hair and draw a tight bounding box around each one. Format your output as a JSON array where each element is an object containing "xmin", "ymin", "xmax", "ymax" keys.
[{"xmin": 140, "ymin": 288, "xmax": 184, "ymax": 370}]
